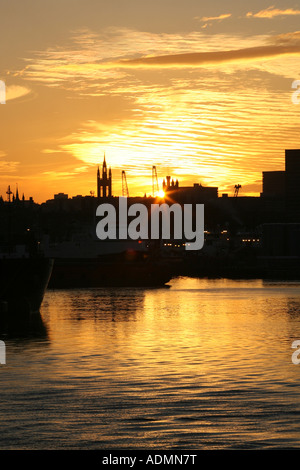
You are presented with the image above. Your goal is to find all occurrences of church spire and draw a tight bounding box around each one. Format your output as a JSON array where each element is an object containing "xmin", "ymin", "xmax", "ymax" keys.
[
  {"xmin": 97, "ymin": 154, "xmax": 112, "ymax": 199},
  {"xmin": 103, "ymin": 152, "xmax": 107, "ymax": 173}
]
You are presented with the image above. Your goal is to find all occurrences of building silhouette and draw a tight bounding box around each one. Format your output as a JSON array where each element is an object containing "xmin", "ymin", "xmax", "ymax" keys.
[
  {"xmin": 163, "ymin": 175, "xmax": 218, "ymax": 204},
  {"xmin": 262, "ymin": 171, "xmax": 285, "ymax": 199},
  {"xmin": 285, "ymin": 149, "xmax": 300, "ymax": 221},
  {"xmin": 163, "ymin": 176, "xmax": 179, "ymax": 192},
  {"xmin": 97, "ymin": 154, "xmax": 112, "ymax": 199}
]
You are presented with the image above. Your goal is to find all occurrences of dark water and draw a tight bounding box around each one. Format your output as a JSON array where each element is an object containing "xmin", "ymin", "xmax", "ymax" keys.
[{"xmin": 1, "ymin": 277, "xmax": 300, "ymax": 449}]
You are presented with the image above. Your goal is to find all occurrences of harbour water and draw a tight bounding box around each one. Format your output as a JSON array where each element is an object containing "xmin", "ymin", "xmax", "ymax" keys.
[{"xmin": 1, "ymin": 277, "xmax": 300, "ymax": 449}]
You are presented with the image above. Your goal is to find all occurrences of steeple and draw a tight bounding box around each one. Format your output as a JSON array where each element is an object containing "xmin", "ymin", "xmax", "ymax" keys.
[
  {"xmin": 97, "ymin": 154, "xmax": 112, "ymax": 199},
  {"xmin": 103, "ymin": 153, "xmax": 107, "ymax": 174}
]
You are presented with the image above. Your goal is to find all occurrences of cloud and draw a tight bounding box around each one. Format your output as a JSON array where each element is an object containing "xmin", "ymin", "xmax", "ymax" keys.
[
  {"xmin": 0, "ymin": 151, "xmax": 19, "ymax": 173},
  {"xmin": 20, "ymin": 28, "xmax": 270, "ymax": 89},
  {"xmin": 42, "ymin": 171, "xmax": 77, "ymax": 179},
  {"xmin": 42, "ymin": 166, "xmax": 90, "ymax": 179},
  {"xmin": 119, "ymin": 44, "xmax": 300, "ymax": 68},
  {"xmin": 9, "ymin": 28, "xmax": 300, "ymax": 198},
  {"xmin": 5, "ymin": 85, "xmax": 32, "ymax": 101},
  {"xmin": 197, "ymin": 13, "xmax": 232, "ymax": 22},
  {"xmin": 42, "ymin": 149, "xmax": 64, "ymax": 154},
  {"xmin": 247, "ymin": 7, "xmax": 300, "ymax": 19},
  {"xmin": 270, "ymin": 30, "xmax": 300, "ymax": 45},
  {"xmin": 0, "ymin": 160, "xmax": 19, "ymax": 172}
]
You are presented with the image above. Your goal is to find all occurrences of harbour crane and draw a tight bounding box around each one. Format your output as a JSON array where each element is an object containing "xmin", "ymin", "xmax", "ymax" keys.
[
  {"xmin": 234, "ymin": 184, "xmax": 241, "ymax": 197},
  {"xmin": 122, "ymin": 170, "xmax": 129, "ymax": 197},
  {"xmin": 6, "ymin": 185, "xmax": 12, "ymax": 202},
  {"xmin": 152, "ymin": 166, "xmax": 159, "ymax": 197}
]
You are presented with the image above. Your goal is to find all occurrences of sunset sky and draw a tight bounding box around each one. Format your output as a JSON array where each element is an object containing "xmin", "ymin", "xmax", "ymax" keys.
[{"xmin": 1, "ymin": 0, "xmax": 300, "ymax": 202}]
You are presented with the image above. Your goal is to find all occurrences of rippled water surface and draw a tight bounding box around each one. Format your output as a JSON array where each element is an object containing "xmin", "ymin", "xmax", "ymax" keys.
[{"xmin": 1, "ymin": 277, "xmax": 300, "ymax": 449}]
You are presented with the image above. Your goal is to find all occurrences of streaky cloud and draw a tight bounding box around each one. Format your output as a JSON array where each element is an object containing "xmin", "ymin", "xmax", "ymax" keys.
[
  {"xmin": 196, "ymin": 13, "xmax": 232, "ymax": 22},
  {"xmin": 6, "ymin": 85, "xmax": 31, "ymax": 101},
  {"xmin": 119, "ymin": 45, "xmax": 300, "ymax": 68},
  {"xmin": 247, "ymin": 7, "xmax": 300, "ymax": 18}
]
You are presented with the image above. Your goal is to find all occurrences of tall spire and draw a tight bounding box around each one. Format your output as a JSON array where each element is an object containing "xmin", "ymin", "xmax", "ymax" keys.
[{"xmin": 97, "ymin": 154, "xmax": 112, "ymax": 199}]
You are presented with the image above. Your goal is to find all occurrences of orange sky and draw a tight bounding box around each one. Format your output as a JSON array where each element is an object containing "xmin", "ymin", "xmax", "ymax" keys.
[{"xmin": 1, "ymin": 0, "xmax": 300, "ymax": 202}]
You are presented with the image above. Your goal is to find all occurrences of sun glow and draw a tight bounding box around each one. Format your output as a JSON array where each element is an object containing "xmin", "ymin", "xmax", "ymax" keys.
[
  {"xmin": 2, "ymin": 24, "xmax": 300, "ymax": 202},
  {"xmin": 157, "ymin": 189, "xmax": 165, "ymax": 199}
]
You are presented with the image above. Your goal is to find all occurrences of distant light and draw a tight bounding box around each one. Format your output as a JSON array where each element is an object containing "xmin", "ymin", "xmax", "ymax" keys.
[{"xmin": 157, "ymin": 190, "xmax": 165, "ymax": 198}]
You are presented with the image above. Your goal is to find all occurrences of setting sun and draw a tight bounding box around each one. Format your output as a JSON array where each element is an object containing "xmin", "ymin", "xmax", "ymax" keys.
[{"xmin": 157, "ymin": 189, "xmax": 165, "ymax": 198}]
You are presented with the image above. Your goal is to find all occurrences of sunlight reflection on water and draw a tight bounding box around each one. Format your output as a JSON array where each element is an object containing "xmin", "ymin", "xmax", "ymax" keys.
[{"xmin": 1, "ymin": 277, "xmax": 300, "ymax": 449}]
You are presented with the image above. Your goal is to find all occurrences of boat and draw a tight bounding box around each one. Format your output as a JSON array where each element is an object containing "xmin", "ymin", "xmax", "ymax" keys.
[
  {"xmin": 48, "ymin": 251, "xmax": 172, "ymax": 288},
  {"xmin": 43, "ymin": 231, "xmax": 173, "ymax": 288},
  {"xmin": 0, "ymin": 250, "xmax": 53, "ymax": 319}
]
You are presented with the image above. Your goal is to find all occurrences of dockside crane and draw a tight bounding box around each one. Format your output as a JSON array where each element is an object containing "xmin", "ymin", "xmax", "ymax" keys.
[
  {"xmin": 152, "ymin": 165, "xmax": 159, "ymax": 197},
  {"xmin": 234, "ymin": 184, "xmax": 241, "ymax": 197},
  {"xmin": 6, "ymin": 185, "xmax": 12, "ymax": 202},
  {"xmin": 122, "ymin": 170, "xmax": 129, "ymax": 197}
]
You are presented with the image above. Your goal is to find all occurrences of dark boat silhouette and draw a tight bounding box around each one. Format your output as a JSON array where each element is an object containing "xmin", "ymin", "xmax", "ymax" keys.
[
  {"xmin": 0, "ymin": 254, "xmax": 53, "ymax": 318},
  {"xmin": 48, "ymin": 251, "xmax": 172, "ymax": 288},
  {"xmin": 44, "ymin": 232, "xmax": 172, "ymax": 288}
]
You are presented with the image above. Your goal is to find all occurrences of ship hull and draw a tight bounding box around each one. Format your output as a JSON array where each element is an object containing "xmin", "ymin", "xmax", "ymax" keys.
[
  {"xmin": 0, "ymin": 258, "xmax": 53, "ymax": 317},
  {"xmin": 48, "ymin": 253, "xmax": 172, "ymax": 288}
]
